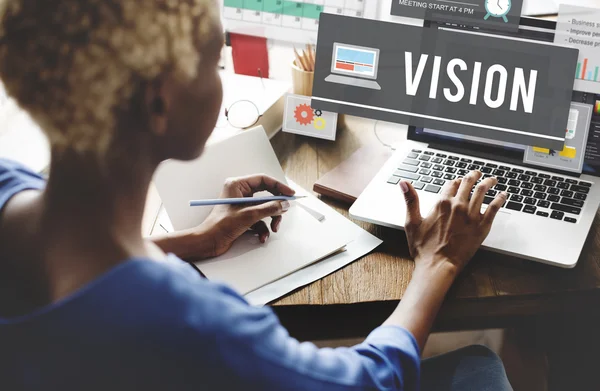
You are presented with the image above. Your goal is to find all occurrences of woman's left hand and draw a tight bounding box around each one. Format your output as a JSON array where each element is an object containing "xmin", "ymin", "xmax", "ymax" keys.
[{"xmin": 151, "ymin": 174, "xmax": 295, "ymax": 260}]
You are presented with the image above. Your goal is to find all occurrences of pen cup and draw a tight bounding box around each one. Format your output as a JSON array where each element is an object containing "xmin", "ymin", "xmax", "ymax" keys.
[
  {"xmin": 291, "ymin": 60, "xmax": 314, "ymax": 96},
  {"xmin": 290, "ymin": 60, "xmax": 346, "ymax": 130}
]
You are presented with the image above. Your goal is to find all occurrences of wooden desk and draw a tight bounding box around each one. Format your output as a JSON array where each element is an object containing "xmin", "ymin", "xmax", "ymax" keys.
[{"xmin": 268, "ymin": 116, "xmax": 600, "ymax": 341}]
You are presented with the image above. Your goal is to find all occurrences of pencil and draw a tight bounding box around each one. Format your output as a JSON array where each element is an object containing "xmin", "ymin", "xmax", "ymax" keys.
[
  {"xmin": 303, "ymin": 52, "xmax": 311, "ymax": 72},
  {"xmin": 306, "ymin": 44, "xmax": 315, "ymax": 71},
  {"xmin": 294, "ymin": 47, "xmax": 308, "ymax": 71},
  {"xmin": 189, "ymin": 195, "xmax": 307, "ymax": 207}
]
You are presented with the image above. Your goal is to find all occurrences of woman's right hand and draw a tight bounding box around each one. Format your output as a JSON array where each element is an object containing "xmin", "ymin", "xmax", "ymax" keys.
[
  {"xmin": 382, "ymin": 170, "xmax": 508, "ymax": 351},
  {"xmin": 400, "ymin": 170, "xmax": 508, "ymax": 276}
]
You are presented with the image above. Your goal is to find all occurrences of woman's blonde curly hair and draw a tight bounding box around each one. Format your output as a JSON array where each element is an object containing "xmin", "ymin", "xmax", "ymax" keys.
[{"xmin": 0, "ymin": 0, "xmax": 219, "ymax": 154}]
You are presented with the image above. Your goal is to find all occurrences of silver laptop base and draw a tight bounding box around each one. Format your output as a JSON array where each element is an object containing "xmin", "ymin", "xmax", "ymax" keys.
[{"xmin": 325, "ymin": 74, "xmax": 382, "ymax": 90}]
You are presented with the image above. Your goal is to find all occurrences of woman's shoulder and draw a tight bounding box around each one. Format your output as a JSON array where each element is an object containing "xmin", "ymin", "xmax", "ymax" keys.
[
  {"xmin": 0, "ymin": 158, "xmax": 45, "ymax": 211},
  {"xmin": 0, "ymin": 158, "xmax": 45, "ymax": 181}
]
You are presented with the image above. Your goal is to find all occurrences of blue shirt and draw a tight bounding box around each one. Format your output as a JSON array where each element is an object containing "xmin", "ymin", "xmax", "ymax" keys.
[{"xmin": 0, "ymin": 158, "xmax": 420, "ymax": 391}]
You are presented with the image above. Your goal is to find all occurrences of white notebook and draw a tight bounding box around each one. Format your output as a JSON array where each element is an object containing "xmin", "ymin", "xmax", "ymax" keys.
[
  {"xmin": 195, "ymin": 205, "xmax": 347, "ymax": 294},
  {"xmin": 154, "ymin": 127, "xmax": 351, "ymax": 294}
]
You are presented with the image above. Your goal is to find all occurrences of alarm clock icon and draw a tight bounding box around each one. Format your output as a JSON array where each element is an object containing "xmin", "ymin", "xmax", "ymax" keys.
[{"xmin": 484, "ymin": 0, "xmax": 511, "ymax": 23}]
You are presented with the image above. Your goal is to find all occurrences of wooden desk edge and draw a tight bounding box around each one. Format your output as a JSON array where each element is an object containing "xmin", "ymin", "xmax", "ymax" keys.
[{"xmin": 274, "ymin": 290, "xmax": 600, "ymax": 340}]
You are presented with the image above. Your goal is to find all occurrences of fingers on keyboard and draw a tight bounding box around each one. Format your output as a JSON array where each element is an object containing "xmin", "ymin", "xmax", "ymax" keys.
[{"xmin": 388, "ymin": 151, "xmax": 590, "ymax": 223}]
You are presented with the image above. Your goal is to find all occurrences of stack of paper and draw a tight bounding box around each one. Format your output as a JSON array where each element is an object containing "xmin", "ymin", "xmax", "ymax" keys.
[
  {"xmin": 154, "ymin": 127, "xmax": 382, "ymax": 304},
  {"xmin": 246, "ymin": 180, "xmax": 382, "ymax": 305},
  {"xmin": 196, "ymin": 205, "xmax": 348, "ymax": 295}
]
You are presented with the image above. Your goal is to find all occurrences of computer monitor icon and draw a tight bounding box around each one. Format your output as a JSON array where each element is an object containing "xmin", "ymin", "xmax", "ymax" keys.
[{"xmin": 325, "ymin": 43, "xmax": 381, "ymax": 90}]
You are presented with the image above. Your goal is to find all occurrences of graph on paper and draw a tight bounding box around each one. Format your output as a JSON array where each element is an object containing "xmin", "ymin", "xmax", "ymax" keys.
[
  {"xmin": 576, "ymin": 58, "xmax": 600, "ymax": 84},
  {"xmin": 555, "ymin": 4, "xmax": 600, "ymax": 94},
  {"xmin": 220, "ymin": 0, "xmax": 379, "ymax": 44}
]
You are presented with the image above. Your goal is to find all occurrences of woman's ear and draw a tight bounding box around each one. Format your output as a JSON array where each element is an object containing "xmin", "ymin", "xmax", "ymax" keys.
[{"xmin": 144, "ymin": 79, "xmax": 171, "ymax": 136}]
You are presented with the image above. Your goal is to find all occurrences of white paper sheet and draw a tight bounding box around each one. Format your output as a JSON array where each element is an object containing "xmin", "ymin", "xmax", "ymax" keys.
[
  {"xmin": 154, "ymin": 128, "xmax": 367, "ymax": 296},
  {"xmin": 245, "ymin": 180, "xmax": 382, "ymax": 305},
  {"xmin": 154, "ymin": 127, "xmax": 382, "ymax": 303},
  {"xmin": 153, "ymin": 177, "xmax": 382, "ymax": 304},
  {"xmin": 196, "ymin": 204, "xmax": 348, "ymax": 295},
  {"xmin": 154, "ymin": 127, "xmax": 288, "ymax": 231}
]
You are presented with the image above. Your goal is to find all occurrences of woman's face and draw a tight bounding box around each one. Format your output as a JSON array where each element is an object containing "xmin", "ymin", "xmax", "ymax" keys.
[{"xmin": 158, "ymin": 22, "xmax": 224, "ymax": 161}]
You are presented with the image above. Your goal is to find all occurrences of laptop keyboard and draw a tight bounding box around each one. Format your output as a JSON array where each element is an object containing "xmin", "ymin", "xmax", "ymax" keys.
[{"xmin": 387, "ymin": 149, "xmax": 593, "ymax": 224}]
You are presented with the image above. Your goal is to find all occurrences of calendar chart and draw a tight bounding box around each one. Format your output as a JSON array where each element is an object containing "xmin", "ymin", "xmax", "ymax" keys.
[{"xmin": 221, "ymin": 0, "xmax": 378, "ymax": 44}]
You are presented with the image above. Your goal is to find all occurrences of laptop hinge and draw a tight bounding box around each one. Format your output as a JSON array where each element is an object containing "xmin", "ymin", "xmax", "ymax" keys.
[
  {"xmin": 427, "ymin": 142, "xmax": 523, "ymax": 166},
  {"xmin": 428, "ymin": 142, "xmax": 582, "ymax": 178}
]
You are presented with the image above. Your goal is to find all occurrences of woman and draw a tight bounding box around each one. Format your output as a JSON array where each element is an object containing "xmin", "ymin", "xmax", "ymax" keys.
[{"xmin": 0, "ymin": 1, "xmax": 512, "ymax": 390}]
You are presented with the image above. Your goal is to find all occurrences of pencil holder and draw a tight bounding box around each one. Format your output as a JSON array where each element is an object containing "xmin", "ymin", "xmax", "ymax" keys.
[{"xmin": 291, "ymin": 60, "xmax": 314, "ymax": 96}]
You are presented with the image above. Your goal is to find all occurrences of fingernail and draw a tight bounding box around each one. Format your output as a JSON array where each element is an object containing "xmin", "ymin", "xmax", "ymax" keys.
[
  {"xmin": 281, "ymin": 201, "xmax": 290, "ymax": 211},
  {"xmin": 275, "ymin": 219, "xmax": 281, "ymax": 232},
  {"xmin": 501, "ymin": 192, "xmax": 508, "ymax": 198},
  {"xmin": 399, "ymin": 181, "xmax": 409, "ymax": 193}
]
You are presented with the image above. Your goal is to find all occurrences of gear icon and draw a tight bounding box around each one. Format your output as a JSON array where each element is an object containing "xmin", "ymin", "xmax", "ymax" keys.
[
  {"xmin": 313, "ymin": 117, "xmax": 326, "ymax": 130},
  {"xmin": 314, "ymin": 109, "xmax": 323, "ymax": 117},
  {"xmin": 294, "ymin": 104, "xmax": 314, "ymax": 126}
]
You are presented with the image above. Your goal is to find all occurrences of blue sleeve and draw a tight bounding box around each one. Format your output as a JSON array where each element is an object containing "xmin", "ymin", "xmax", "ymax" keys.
[
  {"xmin": 197, "ymin": 283, "xmax": 421, "ymax": 391},
  {"xmin": 0, "ymin": 158, "xmax": 45, "ymax": 213}
]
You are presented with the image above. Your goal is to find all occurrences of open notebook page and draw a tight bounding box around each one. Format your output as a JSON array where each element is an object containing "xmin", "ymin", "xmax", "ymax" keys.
[{"xmin": 194, "ymin": 204, "xmax": 348, "ymax": 295}]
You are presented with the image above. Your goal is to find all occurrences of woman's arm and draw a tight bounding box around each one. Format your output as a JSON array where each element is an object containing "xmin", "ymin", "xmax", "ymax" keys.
[
  {"xmin": 384, "ymin": 171, "xmax": 507, "ymax": 350},
  {"xmin": 384, "ymin": 260, "xmax": 457, "ymax": 352},
  {"xmin": 151, "ymin": 225, "xmax": 215, "ymax": 260},
  {"xmin": 151, "ymin": 174, "xmax": 294, "ymax": 260},
  {"xmin": 174, "ymin": 170, "xmax": 505, "ymax": 391},
  {"xmin": 187, "ymin": 281, "xmax": 421, "ymax": 391},
  {"xmin": 158, "ymin": 170, "xmax": 506, "ymax": 353}
]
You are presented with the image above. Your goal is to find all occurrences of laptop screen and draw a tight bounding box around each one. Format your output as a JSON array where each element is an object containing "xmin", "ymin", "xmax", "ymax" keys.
[
  {"xmin": 332, "ymin": 44, "xmax": 379, "ymax": 79},
  {"xmin": 410, "ymin": 18, "xmax": 600, "ymax": 177}
]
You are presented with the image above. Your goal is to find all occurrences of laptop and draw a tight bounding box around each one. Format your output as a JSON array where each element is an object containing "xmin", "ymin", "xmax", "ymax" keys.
[
  {"xmin": 350, "ymin": 17, "xmax": 600, "ymax": 269},
  {"xmin": 325, "ymin": 42, "xmax": 381, "ymax": 90}
]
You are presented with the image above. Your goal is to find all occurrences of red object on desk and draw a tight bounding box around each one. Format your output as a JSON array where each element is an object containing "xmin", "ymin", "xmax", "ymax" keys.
[{"xmin": 230, "ymin": 33, "xmax": 269, "ymax": 78}]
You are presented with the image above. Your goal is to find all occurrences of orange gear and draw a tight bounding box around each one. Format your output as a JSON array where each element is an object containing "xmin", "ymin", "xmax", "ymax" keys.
[{"xmin": 294, "ymin": 103, "xmax": 314, "ymax": 126}]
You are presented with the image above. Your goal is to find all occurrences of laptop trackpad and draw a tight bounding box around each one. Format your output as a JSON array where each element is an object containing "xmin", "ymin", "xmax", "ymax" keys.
[
  {"xmin": 489, "ymin": 209, "xmax": 511, "ymax": 230},
  {"xmin": 484, "ymin": 209, "xmax": 513, "ymax": 247}
]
